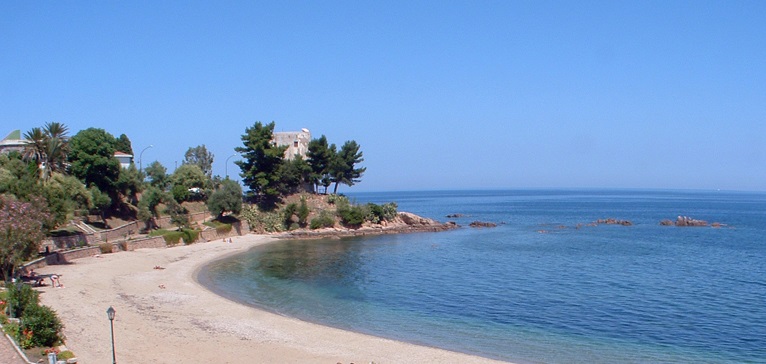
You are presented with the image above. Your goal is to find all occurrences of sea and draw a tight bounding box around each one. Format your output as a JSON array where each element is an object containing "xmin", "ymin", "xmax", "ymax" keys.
[{"xmin": 198, "ymin": 189, "xmax": 766, "ymax": 363}]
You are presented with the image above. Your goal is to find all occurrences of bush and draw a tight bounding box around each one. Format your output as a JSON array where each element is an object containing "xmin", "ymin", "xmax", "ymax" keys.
[
  {"xmin": 338, "ymin": 204, "xmax": 366, "ymax": 227},
  {"xmin": 180, "ymin": 228, "xmax": 200, "ymax": 244},
  {"xmin": 162, "ymin": 231, "xmax": 183, "ymax": 246},
  {"xmin": 57, "ymin": 350, "xmax": 75, "ymax": 360},
  {"xmin": 297, "ymin": 197, "xmax": 310, "ymax": 227},
  {"xmin": 240, "ymin": 205, "xmax": 284, "ymax": 233},
  {"xmin": 7, "ymin": 283, "xmax": 39, "ymax": 319},
  {"xmin": 380, "ymin": 202, "xmax": 398, "ymax": 221},
  {"xmin": 20, "ymin": 304, "xmax": 64, "ymax": 348},
  {"xmin": 327, "ymin": 194, "xmax": 348, "ymax": 205},
  {"xmin": 283, "ymin": 203, "xmax": 297, "ymax": 227},
  {"xmin": 99, "ymin": 243, "xmax": 114, "ymax": 254},
  {"xmin": 310, "ymin": 211, "xmax": 335, "ymax": 229}
]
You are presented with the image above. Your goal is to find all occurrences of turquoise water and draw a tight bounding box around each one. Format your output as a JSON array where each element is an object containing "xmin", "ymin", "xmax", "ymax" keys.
[{"xmin": 199, "ymin": 190, "xmax": 766, "ymax": 363}]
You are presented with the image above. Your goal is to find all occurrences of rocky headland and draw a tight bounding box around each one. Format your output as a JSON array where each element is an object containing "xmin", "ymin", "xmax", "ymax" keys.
[{"xmin": 278, "ymin": 211, "xmax": 458, "ymax": 239}]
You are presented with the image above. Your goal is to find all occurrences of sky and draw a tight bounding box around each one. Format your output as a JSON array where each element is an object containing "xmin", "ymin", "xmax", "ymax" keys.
[{"xmin": 2, "ymin": 1, "xmax": 765, "ymax": 192}]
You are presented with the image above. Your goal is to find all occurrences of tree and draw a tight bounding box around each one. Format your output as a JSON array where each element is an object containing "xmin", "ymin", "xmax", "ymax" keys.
[
  {"xmin": 22, "ymin": 122, "xmax": 70, "ymax": 181},
  {"xmin": 88, "ymin": 186, "xmax": 111, "ymax": 223},
  {"xmin": 42, "ymin": 173, "xmax": 92, "ymax": 227},
  {"xmin": 145, "ymin": 161, "xmax": 169, "ymax": 190},
  {"xmin": 183, "ymin": 145, "xmax": 214, "ymax": 178},
  {"xmin": 137, "ymin": 186, "xmax": 164, "ymax": 229},
  {"xmin": 307, "ymin": 135, "xmax": 336, "ymax": 194},
  {"xmin": 171, "ymin": 164, "xmax": 207, "ymax": 201},
  {"xmin": 116, "ymin": 164, "xmax": 144, "ymax": 205},
  {"xmin": 235, "ymin": 121, "xmax": 287, "ymax": 208},
  {"xmin": 279, "ymin": 156, "xmax": 311, "ymax": 195},
  {"xmin": 207, "ymin": 178, "xmax": 243, "ymax": 218},
  {"xmin": 68, "ymin": 128, "xmax": 121, "ymax": 203},
  {"xmin": 330, "ymin": 140, "xmax": 366, "ymax": 194},
  {"xmin": 115, "ymin": 134, "xmax": 134, "ymax": 155},
  {"xmin": 0, "ymin": 195, "xmax": 50, "ymax": 281}
]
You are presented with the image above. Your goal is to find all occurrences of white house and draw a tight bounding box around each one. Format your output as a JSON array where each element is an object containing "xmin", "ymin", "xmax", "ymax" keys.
[{"xmin": 114, "ymin": 151, "xmax": 134, "ymax": 169}]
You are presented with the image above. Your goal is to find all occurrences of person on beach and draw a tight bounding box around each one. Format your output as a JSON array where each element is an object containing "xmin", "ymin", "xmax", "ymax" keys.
[{"xmin": 51, "ymin": 274, "xmax": 64, "ymax": 288}]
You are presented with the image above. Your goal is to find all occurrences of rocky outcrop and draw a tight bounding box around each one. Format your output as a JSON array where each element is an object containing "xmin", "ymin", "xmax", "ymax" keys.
[
  {"xmin": 446, "ymin": 213, "xmax": 465, "ymax": 218},
  {"xmin": 278, "ymin": 211, "xmax": 458, "ymax": 239},
  {"xmin": 469, "ymin": 221, "xmax": 497, "ymax": 228},
  {"xmin": 595, "ymin": 218, "xmax": 633, "ymax": 226},
  {"xmin": 674, "ymin": 216, "xmax": 708, "ymax": 226},
  {"xmin": 662, "ymin": 216, "xmax": 723, "ymax": 227}
]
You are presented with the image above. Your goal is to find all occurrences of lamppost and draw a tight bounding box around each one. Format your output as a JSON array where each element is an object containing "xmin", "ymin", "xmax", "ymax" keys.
[
  {"xmin": 139, "ymin": 145, "xmax": 153, "ymax": 172},
  {"xmin": 107, "ymin": 306, "xmax": 116, "ymax": 364},
  {"xmin": 225, "ymin": 154, "xmax": 236, "ymax": 179}
]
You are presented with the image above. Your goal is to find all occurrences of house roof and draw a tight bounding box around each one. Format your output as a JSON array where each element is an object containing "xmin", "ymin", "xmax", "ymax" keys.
[
  {"xmin": 2, "ymin": 130, "xmax": 22, "ymax": 141},
  {"xmin": 114, "ymin": 151, "xmax": 133, "ymax": 157}
]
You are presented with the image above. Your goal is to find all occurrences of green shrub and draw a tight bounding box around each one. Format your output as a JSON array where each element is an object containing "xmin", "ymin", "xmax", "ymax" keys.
[
  {"xmin": 7, "ymin": 283, "xmax": 39, "ymax": 319},
  {"xmin": 283, "ymin": 203, "xmax": 297, "ymax": 227},
  {"xmin": 3, "ymin": 321, "xmax": 19, "ymax": 339},
  {"xmin": 20, "ymin": 304, "xmax": 64, "ymax": 348},
  {"xmin": 327, "ymin": 194, "xmax": 348, "ymax": 205},
  {"xmin": 180, "ymin": 229, "xmax": 200, "ymax": 244},
  {"xmin": 310, "ymin": 211, "xmax": 335, "ymax": 229},
  {"xmin": 338, "ymin": 204, "xmax": 366, "ymax": 227},
  {"xmin": 99, "ymin": 243, "xmax": 114, "ymax": 254},
  {"xmin": 57, "ymin": 350, "xmax": 75, "ymax": 360},
  {"xmin": 171, "ymin": 184, "xmax": 189, "ymax": 203},
  {"xmin": 380, "ymin": 202, "xmax": 398, "ymax": 221},
  {"xmin": 297, "ymin": 197, "xmax": 310, "ymax": 227},
  {"xmin": 240, "ymin": 205, "xmax": 284, "ymax": 233},
  {"xmin": 215, "ymin": 223, "xmax": 232, "ymax": 234},
  {"xmin": 162, "ymin": 231, "xmax": 184, "ymax": 246}
]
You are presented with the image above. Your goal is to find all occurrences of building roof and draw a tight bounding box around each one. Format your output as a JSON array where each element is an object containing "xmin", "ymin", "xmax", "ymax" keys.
[{"xmin": 2, "ymin": 130, "xmax": 22, "ymax": 141}]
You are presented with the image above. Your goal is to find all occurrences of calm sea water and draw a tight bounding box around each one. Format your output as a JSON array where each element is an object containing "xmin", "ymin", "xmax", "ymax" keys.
[{"xmin": 199, "ymin": 190, "xmax": 766, "ymax": 363}]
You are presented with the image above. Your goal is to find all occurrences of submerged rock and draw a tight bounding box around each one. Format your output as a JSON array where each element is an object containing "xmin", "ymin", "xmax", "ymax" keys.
[
  {"xmin": 674, "ymin": 216, "xmax": 708, "ymax": 227},
  {"xmin": 469, "ymin": 221, "xmax": 497, "ymax": 228}
]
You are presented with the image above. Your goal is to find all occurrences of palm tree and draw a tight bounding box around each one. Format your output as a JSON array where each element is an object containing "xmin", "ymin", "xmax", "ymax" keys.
[
  {"xmin": 22, "ymin": 122, "xmax": 70, "ymax": 181},
  {"xmin": 43, "ymin": 122, "xmax": 69, "ymax": 176}
]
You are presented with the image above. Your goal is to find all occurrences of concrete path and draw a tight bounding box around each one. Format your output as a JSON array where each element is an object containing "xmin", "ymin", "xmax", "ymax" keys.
[{"xmin": 0, "ymin": 332, "xmax": 29, "ymax": 364}]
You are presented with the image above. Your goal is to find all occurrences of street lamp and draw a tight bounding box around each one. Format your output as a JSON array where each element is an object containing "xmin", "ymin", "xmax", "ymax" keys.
[
  {"xmin": 225, "ymin": 154, "xmax": 237, "ymax": 178},
  {"xmin": 107, "ymin": 306, "xmax": 116, "ymax": 364},
  {"xmin": 139, "ymin": 145, "xmax": 153, "ymax": 172}
]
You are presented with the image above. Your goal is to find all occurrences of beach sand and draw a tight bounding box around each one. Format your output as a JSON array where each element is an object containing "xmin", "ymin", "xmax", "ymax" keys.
[{"xmin": 35, "ymin": 235, "xmax": 509, "ymax": 363}]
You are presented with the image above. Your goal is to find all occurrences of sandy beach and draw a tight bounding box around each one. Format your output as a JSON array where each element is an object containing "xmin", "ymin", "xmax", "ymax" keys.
[{"xmin": 35, "ymin": 235, "xmax": 509, "ymax": 363}]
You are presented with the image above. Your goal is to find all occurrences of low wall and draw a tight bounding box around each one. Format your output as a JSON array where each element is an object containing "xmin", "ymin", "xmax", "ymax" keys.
[
  {"xmin": 41, "ymin": 233, "xmax": 101, "ymax": 252},
  {"xmin": 121, "ymin": 236, "xmax": 166, "ymax": 251},
  {"xmin": 99, "ymin": 221, "xmax": 141, "ymax": 242}
]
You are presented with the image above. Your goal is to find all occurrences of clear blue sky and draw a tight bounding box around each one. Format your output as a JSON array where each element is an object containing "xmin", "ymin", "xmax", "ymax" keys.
[{"xmin": 2, "ymin": 1, "xmax": 764, "ymax": 192}]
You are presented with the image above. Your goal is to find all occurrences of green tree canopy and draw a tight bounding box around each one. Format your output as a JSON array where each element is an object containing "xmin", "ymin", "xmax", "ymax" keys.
[
  {"xmin": 183, "ymin": 144, "xmax": 214, "ymax": 178},
  {"xmin": 145, "ymin": 161, "xmax": 169, "ymax": 190},
  {"xmin": 22, "ymin": 122, "xmax": 70, "ymax": 181},
  {"xmin": 68, "ymin": 128, "xmax": 121, "ymax": 203},
  {"xmin": 235, "ymin": 121, "xmax": 287, "ymax": 208},
  {"xmin": 307, "ymin": 135, "xmax": 336, "ymax": 194},
  {"xmin": 207, "ymin": 178, "xmax": 243, "ymax": 218},
  {"xmin": 116, "ymin": 164, "xmax": 144, "ymax": 205},
  {"xmin": 171, "ymin": 164, "xmax": 207, "ymax": 190},
  {"xmin": 330, "ymin": 140, "xmax": 366, "ymax": 194},
  {"xmin": 115, "ymin": 133, "xmax": 134, "ymax": 155}
]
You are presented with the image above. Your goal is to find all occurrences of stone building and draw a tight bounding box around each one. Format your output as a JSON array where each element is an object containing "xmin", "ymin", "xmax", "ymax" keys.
[{"xmin": 273, "ymin": 128, "xmax": 311, "ymax": 160}]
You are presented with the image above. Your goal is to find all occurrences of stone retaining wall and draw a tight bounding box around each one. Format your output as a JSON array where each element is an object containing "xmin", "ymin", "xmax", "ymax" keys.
[
  {"xmin": 120, "ymin": 236, "xmax": 166, "ymax": 251},
  {"xmin": 99, "ymin": 221, "xmax": 141, "ymax": 242}
]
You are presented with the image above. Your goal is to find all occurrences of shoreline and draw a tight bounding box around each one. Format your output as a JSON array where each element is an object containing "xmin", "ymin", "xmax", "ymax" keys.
[{"xmin": 35, "ymin": 234, "xmax": 510, "ymax": 363}]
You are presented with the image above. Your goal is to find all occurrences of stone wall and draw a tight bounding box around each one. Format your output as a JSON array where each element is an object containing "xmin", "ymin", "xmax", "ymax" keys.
[
  {"xmin": 41, "ymin": 233, "xmax": 100, "ymax": 252},
  {"xmin": 120, "ymin": 236, "xmax": 166, "ymax": 251},
  {"xmin": 99, "ymin": 221, "xmax": 141, "ymax": 242}
]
